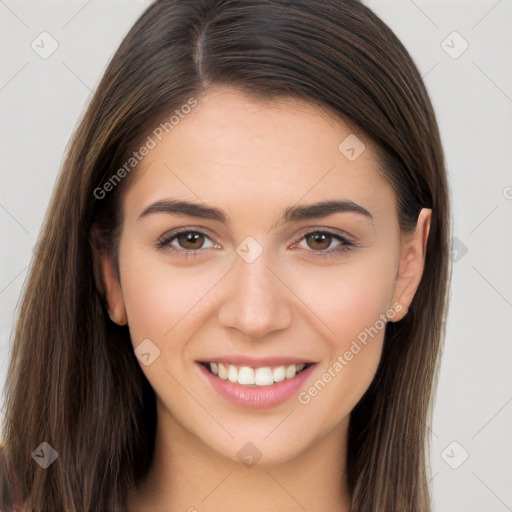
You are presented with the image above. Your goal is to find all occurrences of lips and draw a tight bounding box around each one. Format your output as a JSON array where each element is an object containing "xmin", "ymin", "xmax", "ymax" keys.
[{"xmin": 197, "ymin": 359, "xmax": 317, "ymax": 408}]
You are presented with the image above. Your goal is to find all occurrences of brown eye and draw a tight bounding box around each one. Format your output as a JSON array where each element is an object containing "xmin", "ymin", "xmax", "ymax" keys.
[
  {"xmin": 157, "ymin": 229, "xmax": 218, "ymax": 257},
  {"xmin": 293, "ymin": 230, "xmax": 354, "ymax": 258},
  {"xmin": 176, "ymin": 231, "xmax": 205, "ymax": 250},
  {"xmin": 305, "ymin": 232, "xmax": 334, "ymax": 251}
]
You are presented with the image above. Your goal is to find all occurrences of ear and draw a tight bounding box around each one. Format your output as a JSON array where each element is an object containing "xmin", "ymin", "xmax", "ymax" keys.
[
  {"xmin": 100, "ymin": 251, "xmax": 127, "ymax": 326},
  {"xmin": 390, "ymin": 208, "xmax": 431, "ymax": 322}
]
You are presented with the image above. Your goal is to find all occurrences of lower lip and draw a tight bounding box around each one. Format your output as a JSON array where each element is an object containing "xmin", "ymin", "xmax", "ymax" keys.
[{"xmin": 197, "ymin": 363, "xmax": 316, "ymax": 409}]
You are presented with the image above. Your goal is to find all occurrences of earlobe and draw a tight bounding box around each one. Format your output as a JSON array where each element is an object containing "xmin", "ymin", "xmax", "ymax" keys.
[
  {"xmin": 390, "ymin": 208, "xmax": 432, "ymax": 322},
  {"xmin": 100, "ymin": 252, "xmax": 127, "ymax": 326}
]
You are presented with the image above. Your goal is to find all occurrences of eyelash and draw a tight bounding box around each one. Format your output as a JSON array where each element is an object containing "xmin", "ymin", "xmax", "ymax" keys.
[{"xmin": 156, "ymin": 228, "xmax": 355, "ymax": 259}]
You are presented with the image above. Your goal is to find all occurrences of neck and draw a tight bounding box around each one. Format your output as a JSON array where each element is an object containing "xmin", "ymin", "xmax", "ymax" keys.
[{"xmin": 128, "ymin": 401, "xmax": 352, "ymax": 512}]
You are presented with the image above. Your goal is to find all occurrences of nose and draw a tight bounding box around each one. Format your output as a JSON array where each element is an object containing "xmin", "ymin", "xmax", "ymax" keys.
[{"xmin": 217, "ymin": 247, "xmax": 293, "ymax": 340}]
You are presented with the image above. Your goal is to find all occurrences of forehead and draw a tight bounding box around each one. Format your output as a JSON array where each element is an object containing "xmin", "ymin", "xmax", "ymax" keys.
[{"xmin": 123, "ymin": 86, "xmax": 396, "ymax": 225}]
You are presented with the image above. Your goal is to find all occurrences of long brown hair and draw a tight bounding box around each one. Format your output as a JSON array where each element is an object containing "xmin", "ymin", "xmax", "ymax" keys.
[{"xmin": 1, "ymin": 1, "xmax": 451, "ymax": 510}]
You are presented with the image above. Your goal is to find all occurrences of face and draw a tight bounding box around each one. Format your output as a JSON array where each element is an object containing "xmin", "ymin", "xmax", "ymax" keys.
[{"xmin": 101, "ymin": 86, "xmax": 430, "ymax": 466}]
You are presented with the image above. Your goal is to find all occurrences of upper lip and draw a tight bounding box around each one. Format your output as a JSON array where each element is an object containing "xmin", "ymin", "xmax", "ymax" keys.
[{"xmin": 197, "ymin": 356, "xmax": 315, "ymax": 367}]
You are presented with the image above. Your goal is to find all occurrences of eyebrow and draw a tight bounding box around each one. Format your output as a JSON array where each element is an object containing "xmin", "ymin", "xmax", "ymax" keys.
[{"xmin": 137, "ymin": 198, "xmax": 374, "ymax": 226}]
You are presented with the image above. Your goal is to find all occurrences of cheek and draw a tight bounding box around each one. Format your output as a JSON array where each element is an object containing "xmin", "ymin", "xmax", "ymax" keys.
[
  {"xmin": 118, "ymin": 246, "xmax": 229, "ymax": 347},
  {"xmin": 292, "ymin": 257, "xmax": 395, "ymax": 418},
  {"xmin": 287, "ymin": 250, "xmax": 397, "ymax": 344}
]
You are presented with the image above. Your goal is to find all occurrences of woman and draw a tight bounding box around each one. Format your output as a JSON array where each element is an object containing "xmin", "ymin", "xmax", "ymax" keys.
[{"xmin": 0, "ymin": 0, "xmax": 451, "ymax": 510}]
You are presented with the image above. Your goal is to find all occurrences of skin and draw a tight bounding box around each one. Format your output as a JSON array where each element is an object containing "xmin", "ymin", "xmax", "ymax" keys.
[{"xmin": 101, "ymin": 86, "xmax": 431, "ymax": 512}]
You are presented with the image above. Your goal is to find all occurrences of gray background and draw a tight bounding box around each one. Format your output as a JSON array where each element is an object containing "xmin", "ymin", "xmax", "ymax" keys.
[{"xmin": 1, "ymin": 1, "xmax": 511, "ymax": 510}]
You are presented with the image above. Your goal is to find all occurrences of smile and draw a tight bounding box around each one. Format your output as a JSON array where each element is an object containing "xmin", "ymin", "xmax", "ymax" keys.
[
  {"xmin": 196, "ymin": 359, "xmax": 317, "ymax": 409},
  {"xmin": 200, "ymin": 361, "xmax": 312, "ymax": 386}
]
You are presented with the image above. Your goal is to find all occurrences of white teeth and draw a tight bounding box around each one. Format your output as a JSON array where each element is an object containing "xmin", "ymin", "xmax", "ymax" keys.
[
  {"xmin": 272, "ymin": 366, "xmax": 286, "ymax": 382},
  {"xmin": 254, "ymin": 367, "xmax": 274, "ymax": 386},
  {"xmin": 238, "ymin": 366, "xmax": 255, "ymax": 385},
  {"xmin": 217, "ymin": 362, "xmax": 228, "ymax": 380},
  {"xmin": 207, "ymin": 362, "xmax": 309, "ymax": 386},
  {"xmin": 285, "ymin": 365, "xmax": 297, "ymax": 379},
  {"xmin": 227, "ymin": 365, "xmax": 238, "ymax": 383}
]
